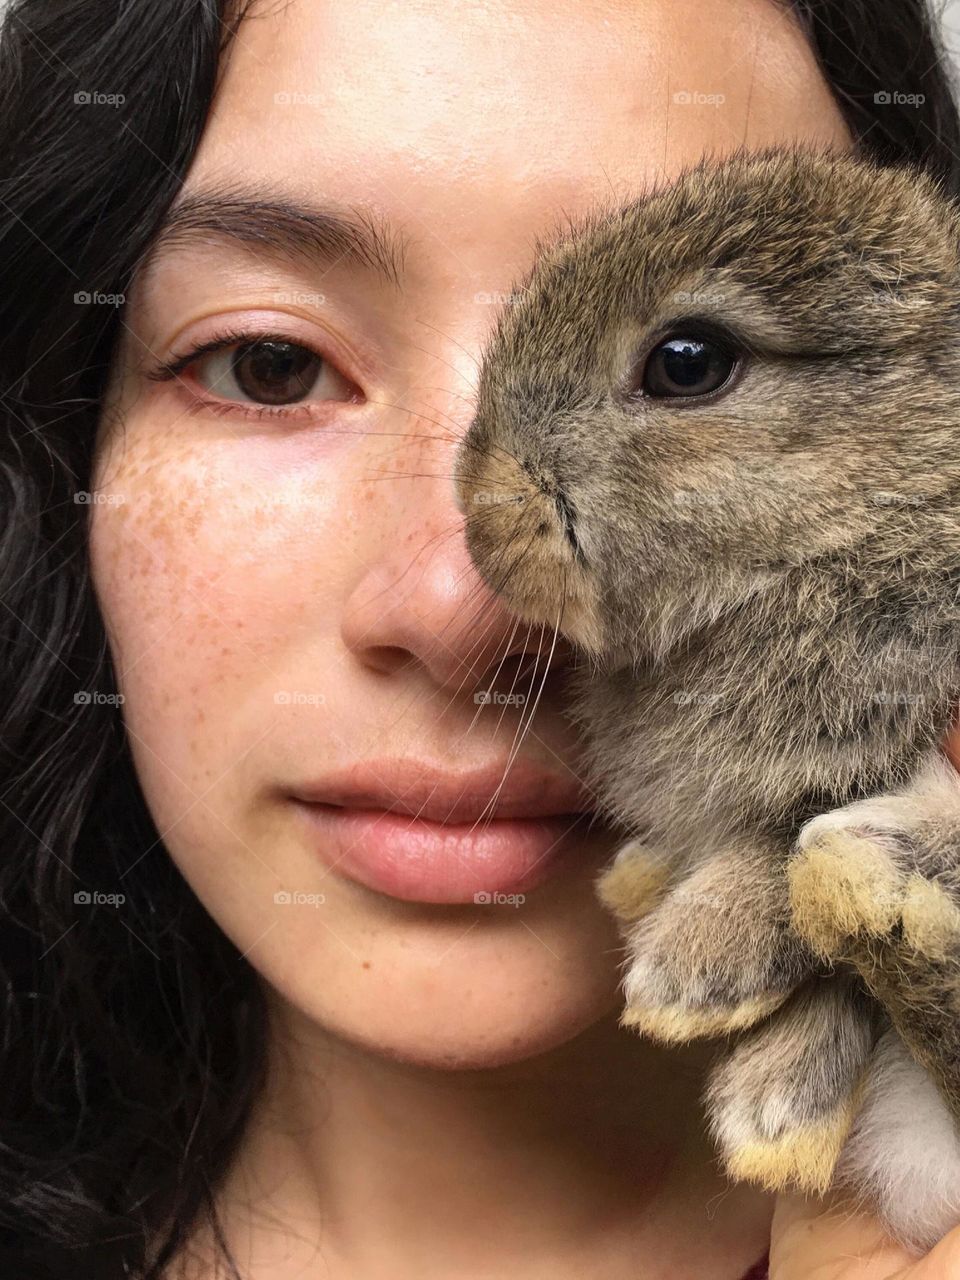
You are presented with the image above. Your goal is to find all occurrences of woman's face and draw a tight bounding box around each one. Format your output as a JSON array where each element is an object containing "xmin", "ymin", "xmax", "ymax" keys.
[{"xmin": 91, "ymin": 0, "xmax": 850, "ymax": 1070}]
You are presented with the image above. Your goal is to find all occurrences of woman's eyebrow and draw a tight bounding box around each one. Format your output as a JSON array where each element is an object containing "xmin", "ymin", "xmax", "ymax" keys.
[{"xmin": 144, "ymin": 184, "xmax": 407, "ymax": 287}]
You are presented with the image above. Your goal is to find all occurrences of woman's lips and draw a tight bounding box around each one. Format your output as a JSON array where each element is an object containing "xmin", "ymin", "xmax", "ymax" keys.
[
  {"xmin": 294, "ymin": 803, "xmax": 589, "ymax": 904},
  {"xmin": 288, "ymin": 759, "xmax": 594, "ymax": 904}
]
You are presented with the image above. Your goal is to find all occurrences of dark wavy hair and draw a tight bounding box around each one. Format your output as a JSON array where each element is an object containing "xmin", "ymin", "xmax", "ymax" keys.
[{"xmin": 0, "ymin": 1, "xmax": 958, "ymax": 1276}]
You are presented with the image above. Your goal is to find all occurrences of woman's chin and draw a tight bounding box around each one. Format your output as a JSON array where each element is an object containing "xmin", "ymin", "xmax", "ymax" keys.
[
  {"xmin": 264, "ymin": 927, "xmax": 626, "ymax": 1074},
  {"xmin": 318, "ymin": 994, "xmax": 625, "ymax": 1073}
]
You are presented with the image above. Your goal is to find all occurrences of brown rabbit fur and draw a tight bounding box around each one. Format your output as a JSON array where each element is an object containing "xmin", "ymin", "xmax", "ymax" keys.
[{"xmin": 454, "ymin": 145, "xmax": 960, "ymax": 1251}]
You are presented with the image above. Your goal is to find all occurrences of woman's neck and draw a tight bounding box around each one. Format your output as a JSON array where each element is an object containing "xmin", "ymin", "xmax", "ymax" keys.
[{"xmin": 176, "ymin": 1003, "xmax": 773, "ymax": 1279}]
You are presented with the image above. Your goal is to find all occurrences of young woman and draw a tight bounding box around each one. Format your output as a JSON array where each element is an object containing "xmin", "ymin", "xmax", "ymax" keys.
[{"xmin": 2, "ymin": 1, "xmax": 960, "ymax": 1276}]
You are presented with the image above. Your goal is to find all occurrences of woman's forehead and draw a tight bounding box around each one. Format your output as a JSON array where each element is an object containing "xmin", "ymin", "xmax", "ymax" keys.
[{"xmin": 184, "ymin": 0, "xmax": 851, "ymax": 246}]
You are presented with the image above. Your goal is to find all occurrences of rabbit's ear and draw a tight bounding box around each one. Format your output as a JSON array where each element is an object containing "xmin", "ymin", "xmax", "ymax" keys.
[{"xmin": 789, "ymin": 750, "xmax": 960, "ymax": 1125}]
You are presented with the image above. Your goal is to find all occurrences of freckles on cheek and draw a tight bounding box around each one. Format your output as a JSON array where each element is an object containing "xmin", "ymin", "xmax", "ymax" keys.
[
  {"xmin": 88, "ymin": 438, "xmax": 337, "ymax": 804},
  {"xmin": 89, "ymin": 469, "xmax": 244, "ymax": 788}
]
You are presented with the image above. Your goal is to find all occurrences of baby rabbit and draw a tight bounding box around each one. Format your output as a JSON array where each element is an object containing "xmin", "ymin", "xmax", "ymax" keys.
[{"xmin": 454, "ymin": 145, "xmax": 960, "ymax": 1252}]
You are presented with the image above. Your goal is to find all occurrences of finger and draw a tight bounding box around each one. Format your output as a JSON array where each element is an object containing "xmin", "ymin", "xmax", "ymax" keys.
[
  {"xmin": 941, "ymin": 721, "xmax": 960, "ymax": 776},
  {"xmin": 770, "ymin": 1192, "xmax": 920, "ymax": 1280}
]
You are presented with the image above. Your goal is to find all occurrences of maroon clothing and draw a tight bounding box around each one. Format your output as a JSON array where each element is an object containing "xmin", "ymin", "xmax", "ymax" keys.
[{"xmin": 741, "ymin": 1257, "xmax": 769, "ymax": 1278}]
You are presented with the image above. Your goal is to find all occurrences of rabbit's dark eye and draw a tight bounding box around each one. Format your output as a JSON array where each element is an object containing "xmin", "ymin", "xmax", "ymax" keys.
[{"xmin": 639, "ymin": 335, "xmax": 738, "ymax": 399}]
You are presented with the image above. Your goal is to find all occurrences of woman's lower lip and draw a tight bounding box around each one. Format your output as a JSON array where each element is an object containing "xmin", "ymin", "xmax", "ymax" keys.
[{"xmin": 294, "ymin": 802, "xmax": 587, "ymax": 904}]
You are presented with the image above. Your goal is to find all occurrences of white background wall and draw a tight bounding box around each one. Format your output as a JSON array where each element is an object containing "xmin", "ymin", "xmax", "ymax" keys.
[{"xmin": 942, "ymin": 0, "xmax": 960, "ymax": 64}]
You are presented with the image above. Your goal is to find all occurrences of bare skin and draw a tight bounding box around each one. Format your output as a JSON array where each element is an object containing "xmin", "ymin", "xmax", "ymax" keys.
[{"xmin": 87, "ymin": 0, "xmax": 960, "ymax": 1275}]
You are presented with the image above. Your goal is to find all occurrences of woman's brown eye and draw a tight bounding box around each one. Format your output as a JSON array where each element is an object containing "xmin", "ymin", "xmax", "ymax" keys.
[
  {"xmin": 640, "ymin": 335, "xmax": 738, "ymax": 399},
  {"xmin": 230, "ymin": 340, "xmax": 323, "ymax": 404},
  {"xmin": 193, "ymin": 338, "xmax": 356, "ymax": 406}
]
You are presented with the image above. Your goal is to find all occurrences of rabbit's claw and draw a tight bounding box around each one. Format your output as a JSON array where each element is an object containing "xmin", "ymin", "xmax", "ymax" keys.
[{"xmin": 603, "ymin": 836, "xmax": 813, "ymax": 1043}]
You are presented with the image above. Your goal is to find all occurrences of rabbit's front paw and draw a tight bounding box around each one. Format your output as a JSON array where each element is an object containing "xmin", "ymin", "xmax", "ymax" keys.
[
  {"xmin": 611, "ymin": 837, "xmax": 812, "ymax": 1043},
  {"xmin": 790, "ymin": 781, "xmax": 960, "ymax": 963},
  {"xmin": 594, "ymin": 838, "xmax": 673, "ymax": 924},
  {"xmin": 789, "ymin": 753, "xmax": 960, "ymax": 1118},
  {"xmin": 706, "ymin": 975, "xmax": 872, "ymax": 1195}
]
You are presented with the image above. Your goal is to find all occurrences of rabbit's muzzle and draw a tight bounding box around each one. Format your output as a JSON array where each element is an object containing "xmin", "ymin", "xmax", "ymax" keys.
[{"xmin": 453, "ymin": 434, "xmax": 603, "ymax": 652}]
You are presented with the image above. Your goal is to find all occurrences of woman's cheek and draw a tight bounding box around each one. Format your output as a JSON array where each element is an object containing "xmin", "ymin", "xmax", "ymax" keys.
[{"xmin": 87, "ymin": 430, "xmax": 347, "ymax": 804}]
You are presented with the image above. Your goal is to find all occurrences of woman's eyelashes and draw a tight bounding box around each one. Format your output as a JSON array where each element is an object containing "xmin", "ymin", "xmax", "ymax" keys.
[{"xmin": 148, "ymin": 329, "xmax": 363, "ymax": 416}]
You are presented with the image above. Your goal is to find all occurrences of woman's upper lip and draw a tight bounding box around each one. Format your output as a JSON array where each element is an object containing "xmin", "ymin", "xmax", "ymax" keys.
[{"xmin": 288, "ymin": 758, "xmax": 595, "ymax": 823}]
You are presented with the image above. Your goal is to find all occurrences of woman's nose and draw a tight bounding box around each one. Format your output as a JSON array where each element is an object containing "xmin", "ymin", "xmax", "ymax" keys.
[{"xmin": 340, "ymin": 415, "xmax": 569, "ymax": 694}]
